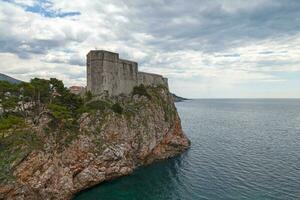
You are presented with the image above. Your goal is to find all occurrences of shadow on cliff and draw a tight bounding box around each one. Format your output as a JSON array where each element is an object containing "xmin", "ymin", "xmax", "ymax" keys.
[{"xmin": 74, "ymin": 150, "xmax": 191, "ymax": 200}]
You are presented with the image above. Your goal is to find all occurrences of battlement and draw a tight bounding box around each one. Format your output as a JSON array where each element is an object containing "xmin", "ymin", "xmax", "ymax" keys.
[
  {"xmin": 138, "ymin": 72, "xmax": 168, "ymax": 87},
  {"xmin": 87, "ymin": 50, "xmax": 119, "ymax": 61},
  {"xmin": 87, "ymin": 50, "xmax": 168, "ymax": 96}
]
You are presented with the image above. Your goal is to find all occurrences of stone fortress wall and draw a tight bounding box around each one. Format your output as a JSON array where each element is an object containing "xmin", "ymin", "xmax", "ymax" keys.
[{"xmin": 87, "ymin": 50, "xmax": 168, "ymax": 96}]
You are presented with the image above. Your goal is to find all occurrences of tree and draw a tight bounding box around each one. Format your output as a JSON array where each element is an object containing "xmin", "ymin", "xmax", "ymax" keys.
[
  {"xmin": 48, "ymin": 104, "xmax": 72, "ymax": 121},
  {"xmin": 49, "ymin": 78, "xmax": 66, "ymax": 94},
  {"xmin": 18, "ymin": 82, "xmax": 34, "ymax": 102},
  {"xmin": 0, "ymin": 115, "xmax": 24, "ymax": 138},
  {"xmin": 30, "ymin": 78, "xmax": 51, "ymax": 108},
  {"xmin": 60, "ymin": 92, "xmax": 83, "ymax": 115},
  {"xmin": 2, "ymin": 97, "xmax": 18, "ymax": 114},
  {"xmin": 0, "ymin": 81, "xmax": 18, "ymax": 96}
]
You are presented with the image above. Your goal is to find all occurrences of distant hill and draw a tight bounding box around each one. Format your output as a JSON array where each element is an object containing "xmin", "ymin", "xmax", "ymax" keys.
[
  {"xmin": 0, "ymin": 73, "xmax": 21, "ymax": 84},
  {"xmin": 171, "ymin": 93, "xmax": 189, "ymax": 102}
]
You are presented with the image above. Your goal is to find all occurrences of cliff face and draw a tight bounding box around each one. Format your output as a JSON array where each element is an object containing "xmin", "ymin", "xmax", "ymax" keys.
[{"xmin": 0, "ymin": 86, "xmax": 190, "ymax": 200}]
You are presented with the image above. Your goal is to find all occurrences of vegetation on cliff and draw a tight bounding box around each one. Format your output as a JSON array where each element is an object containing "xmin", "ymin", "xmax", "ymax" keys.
[
  {"xmin": 0, "ymin": 78, "xmax": 81, "ymax": 183},
  {"xmin": 0, "ymin": 78, "xmax": 183, "ymax": 189}
]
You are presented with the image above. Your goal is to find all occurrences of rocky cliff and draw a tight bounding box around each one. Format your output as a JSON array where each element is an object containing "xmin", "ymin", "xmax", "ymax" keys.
[
  {"xmin": 171, "ymin": 93, "xmax": 189, "ymax": 102},
  {"xmin": 0, "ymin": 85, "xmax": 190, "ymax": 200}
]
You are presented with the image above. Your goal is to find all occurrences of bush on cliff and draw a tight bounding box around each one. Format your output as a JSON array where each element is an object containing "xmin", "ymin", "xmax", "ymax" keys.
[
  {"xmin": 0, "ymin": 129, "xmax": 42, "ymax": 183},
  {"xmin": 111, "ymin": 103, "xmax": 123, "ymax": 114},
  {"xmin": 49, "ymin": 78, "xmax": 83, "ymax": 115},
  {"xmin": 0, "ymin": 115, "xmax": 25, "ymax": 138},
  {"xmin": 83, "ymin": 100, "xmax": 123, "ymax": 114},
  {"xmin": 0, "ymin": 81, "xmax": 19, "ymax": 95},
  {"xmin": 132, "ymin": 84, "xmax": 151, "ymax": 99},
  {"xmin": 85, "ymin": 100, "xmax": 111, "ymax": 111},
  {"xmin": 85, "ymin": 91, "xmax": 93, "ymax": 102},
  {"xmin": 48, "ymin": 104, "xmax": 72, "ymax": 121},
  {"xmin": 0, "ymin": 78, "xmax": 83, "ymax": 116}
]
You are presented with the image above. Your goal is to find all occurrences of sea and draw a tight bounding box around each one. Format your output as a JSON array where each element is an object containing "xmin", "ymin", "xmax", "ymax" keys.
[{"xmin": 75, "ymin": 99, "xmax": 300, "ymax": 200}]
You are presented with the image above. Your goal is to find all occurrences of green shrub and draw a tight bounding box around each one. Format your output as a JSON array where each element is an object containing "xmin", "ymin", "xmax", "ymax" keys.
[
  {"xmin": 1, "ymin": 98, "xmax": 18, "ymax": 111},
  {"xmin": 111, "ymin": 103, "xmax": 123, "ymax": 114},
  {"xmin": 86, "ymin": 100, "xmax": 111, "ymax": 111},
  {"xmin": 0, "ymin": 81, "xmax": 19, "ymax": 94},
  {"xmin": 0, "ymin": 129, "xmax": 42, "ymax": 183},
  {"xmin": 76, "ymin": 106, "xmax": 90, "ymax": 114},
  {"xmin": 132, "ymin": 84, "xmax": 151, "ymax": 99},
  {"xmin": 48, "ymin": 104, "xmax": 72, "ymax": 120},
  {"xmin": 85, "ymin": 91, "xmax": 93, "ymax": 102},
  {"xmin": 0, "ymin": 115, "xmax": 25, "ymax": 131}
]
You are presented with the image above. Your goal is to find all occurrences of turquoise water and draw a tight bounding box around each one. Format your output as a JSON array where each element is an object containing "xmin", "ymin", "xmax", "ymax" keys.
[{"xmin": 75, "ymin": 99, "xmax": 300, "ymax": 200}]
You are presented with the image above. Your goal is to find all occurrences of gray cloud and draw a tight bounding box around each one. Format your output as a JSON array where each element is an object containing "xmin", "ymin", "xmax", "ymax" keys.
[
  {"xmin": 1, "ymin": 0, "xmax": 300, "ymax": 97},
  {"xmin": 119, "ymin": 0, "xmax": 300, "ymax": 52},
  {"xmin": 0, "ymin": 38, "xmax": 68, "ymax": 59},
  {"xmin": 3, "ymin": 0, "xmax": 300, "ymax": 59}
]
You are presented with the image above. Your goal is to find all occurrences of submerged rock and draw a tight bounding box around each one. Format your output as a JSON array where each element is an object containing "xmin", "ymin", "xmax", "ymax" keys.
[{"xmin": 0, "ymin": 86, "xmax": 190, "ymax": 200}]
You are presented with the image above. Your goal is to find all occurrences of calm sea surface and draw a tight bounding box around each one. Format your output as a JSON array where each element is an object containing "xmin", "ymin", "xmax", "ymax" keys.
[{"xmin": 75, "ymin": 99, "xmax": 300, "ymax": 200}]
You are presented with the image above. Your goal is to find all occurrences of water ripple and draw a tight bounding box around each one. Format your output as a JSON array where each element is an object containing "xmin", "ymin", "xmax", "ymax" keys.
[{"xmin": 75, "ymin": 99, "xmax": 300, "ymax": 200}]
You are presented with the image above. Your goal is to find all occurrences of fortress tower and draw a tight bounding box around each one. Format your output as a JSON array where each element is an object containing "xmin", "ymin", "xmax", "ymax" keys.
[{"xmin": 87, "ymin": 50, "xmax": 168, "ymax": 96}]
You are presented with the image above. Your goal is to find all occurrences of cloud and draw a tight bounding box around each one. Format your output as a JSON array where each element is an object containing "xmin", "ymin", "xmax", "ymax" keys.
[
  {"xmin": 0, "ymin": 0, "xmax": 300, "ymax": 97},
  {"xmin": 0, "ymin": 2, "xmax": 88, "ymax": 58}
]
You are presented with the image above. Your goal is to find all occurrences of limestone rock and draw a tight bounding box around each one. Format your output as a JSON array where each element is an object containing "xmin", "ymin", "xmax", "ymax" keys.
[{"xmin": 0, "ymin": 86, "xmax": 190, "ymax": 200}]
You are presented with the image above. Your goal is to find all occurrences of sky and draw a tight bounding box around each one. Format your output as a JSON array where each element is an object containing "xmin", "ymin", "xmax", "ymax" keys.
[{"xmin": 0, "ymin": 0, "xmax": 300, "ymax": 98}]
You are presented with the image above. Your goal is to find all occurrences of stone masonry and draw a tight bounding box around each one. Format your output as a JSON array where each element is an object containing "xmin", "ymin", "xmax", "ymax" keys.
[{"xmin": 87, "ymin": 50, "xmax": 168, "ymax": 96}]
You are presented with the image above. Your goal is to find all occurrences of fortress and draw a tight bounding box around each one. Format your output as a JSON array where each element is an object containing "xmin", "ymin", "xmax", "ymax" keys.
[{"xmin": 86, "ymin": 50, "xmax": 168, "ymax": 96}]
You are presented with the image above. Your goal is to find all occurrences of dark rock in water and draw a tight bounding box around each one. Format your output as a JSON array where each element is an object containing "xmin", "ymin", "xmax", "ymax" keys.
[
  {"xmin": 171, "ymin": 93, "xmax": 189, "ymax": 102},
  {"xmin": 0, "ymin": 73, "xmax": 21, "ymax": 84}
]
